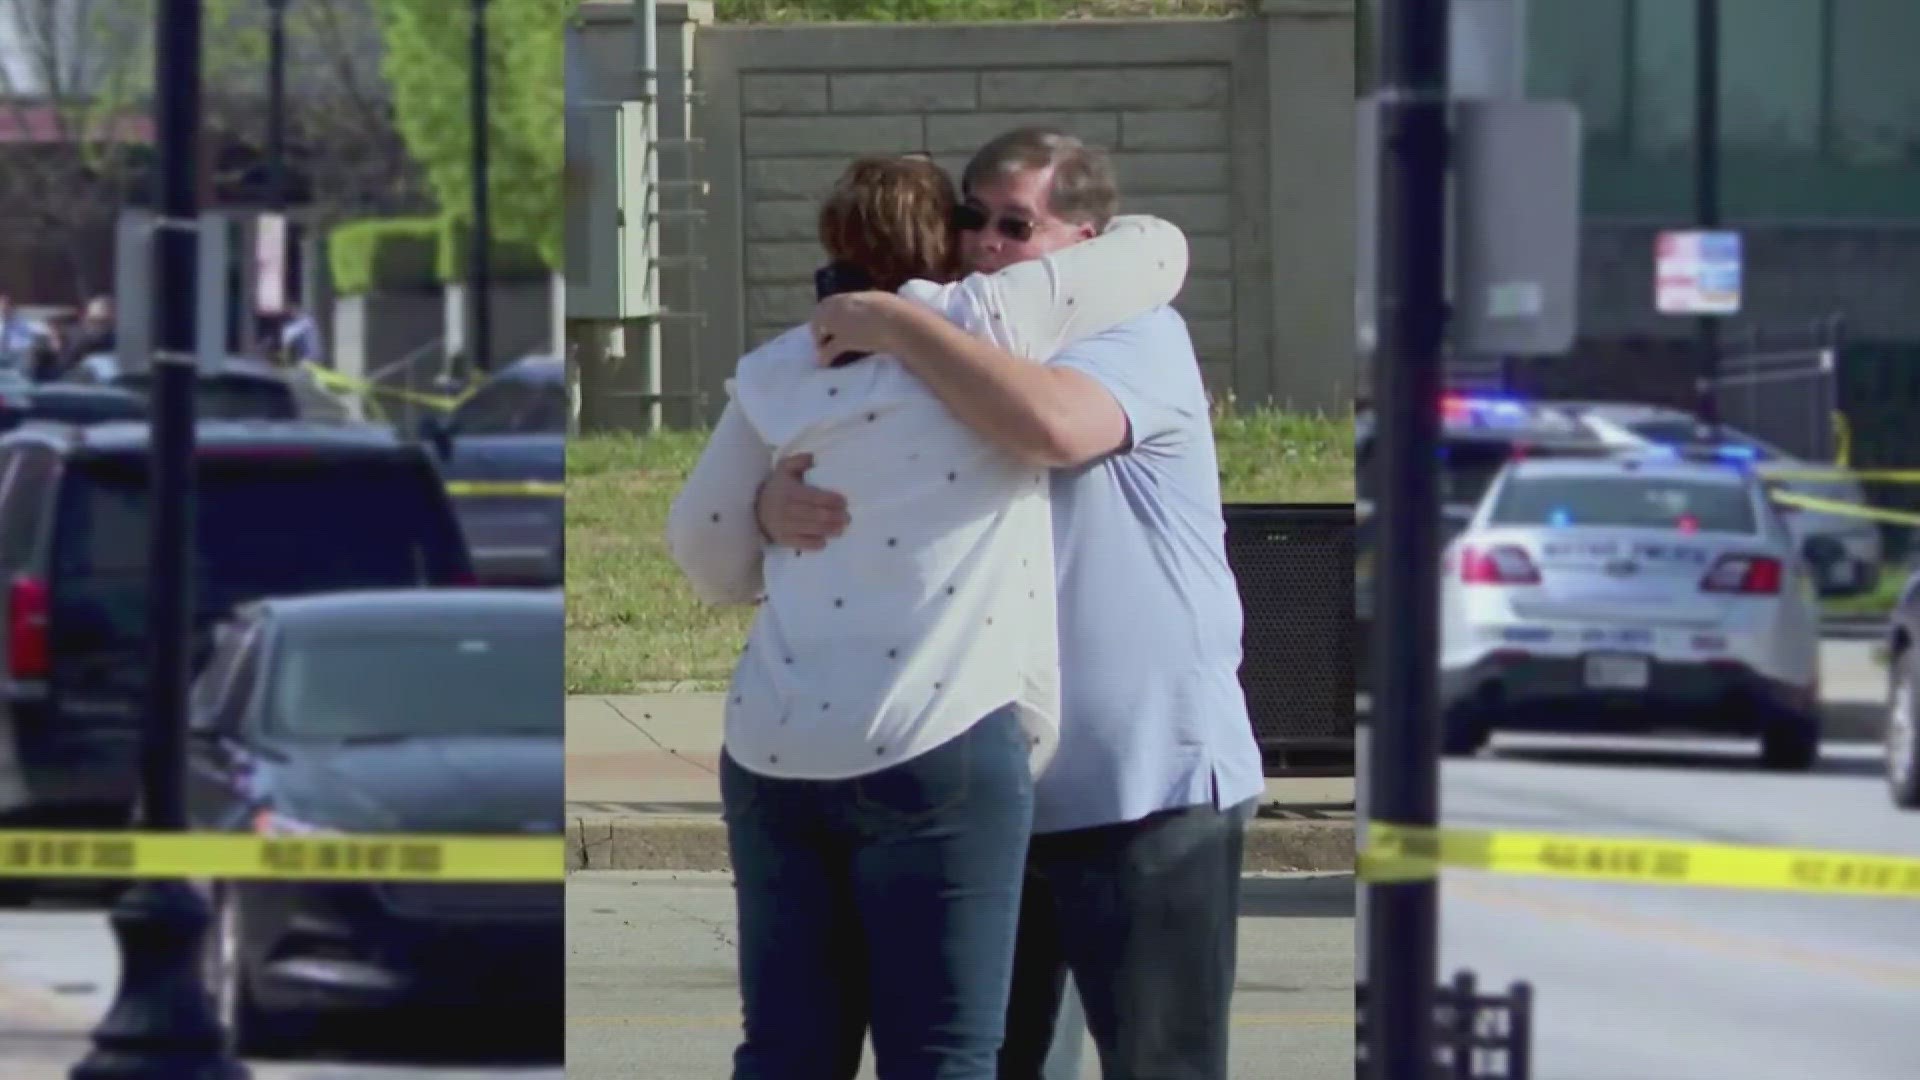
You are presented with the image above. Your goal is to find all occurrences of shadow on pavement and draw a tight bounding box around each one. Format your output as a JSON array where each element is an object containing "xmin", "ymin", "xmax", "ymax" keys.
[
  {"xmin": 1486, "ymin": 741, "xmax": 1883, "ymax": 778},
  {"xmin": 257, "ymin": 1013, "xmax": 562, "ymax": 1068},
  {"xmin": 1239, "ymin": 873, "xmax": 1354, "ymax": 919}
]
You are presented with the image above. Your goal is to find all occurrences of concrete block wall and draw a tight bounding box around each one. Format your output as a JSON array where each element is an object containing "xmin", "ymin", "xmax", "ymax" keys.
[
  {"xmin": 733, "ymin": 64, "xmax": 1241, "ymax": 393},
  {"xmin": 569, "ymin": 2, "xmax": 1356, "ymax": 424}
]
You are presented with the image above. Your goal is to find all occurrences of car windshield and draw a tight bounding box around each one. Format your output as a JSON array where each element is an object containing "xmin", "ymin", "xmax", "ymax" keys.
[
  {"xmin": 1490, "ymin": 474, "xmax": 1758, "ymax": 534},
  {"xmin": 452, "ymin": 376, "xmax": 568, "ymax": 437},
  {"xmin": 1360, "ymin": 438, "xmax": 1520, "ymax": 509},
  {"xmin": 116, "ymin": 374, "xmax": 297, "ymax": 420},
  {"xmin": 1626, "ymin": 419, "xmax": 1776, "ymax": 461},
  {"xmin": 266, "ymin": 616, "xmax": 561, "ymax": 741},
  {"xmin": 0, "ymin": 393, "xmax": 144, "ymax": 431},
  {"xmin": 50, "ymin": 457, "xmax": 465, "ymax": 648}
]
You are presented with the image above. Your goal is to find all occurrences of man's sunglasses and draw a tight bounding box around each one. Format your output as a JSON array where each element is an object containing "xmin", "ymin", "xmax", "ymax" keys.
[{"xmin": 951, "ymin": 203, "xmax": 1035, "ymax": 243}]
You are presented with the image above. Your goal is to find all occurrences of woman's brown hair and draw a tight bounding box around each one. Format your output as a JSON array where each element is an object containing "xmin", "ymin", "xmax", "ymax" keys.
[{"xmin": 817, "ymin": 155, "xmax": 960, "ymax": 294}]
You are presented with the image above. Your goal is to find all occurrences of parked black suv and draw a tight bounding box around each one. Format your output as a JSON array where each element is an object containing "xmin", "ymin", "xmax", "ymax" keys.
[
  {"xmin": 68, "ymin": 355, "xmax": 301, "ymax": 421},
  {"xmin": 0, "ymin": 382, "xmax": 147, "ymax": 433},
  {"xmin": 0, "ymin": 421, "xmax": 475, "ymax": 837}
]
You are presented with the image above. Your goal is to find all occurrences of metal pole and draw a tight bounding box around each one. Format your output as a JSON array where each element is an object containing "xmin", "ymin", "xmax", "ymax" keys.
[
  {"xmin": 266, "ymin": 0, "xmax": 287, "ymax": 211},
  {"xmin": 1694, "ymin": 0, "xmax": 1721, "ymax": 437},
  {"xmin": 72, "ymin": 0, "xmax": 245, "ymax": 1072},
  {"xmin": 1367, "ymin": 0, "xmax": 1449, "ymax": 1074},
  {"xmin": 637, "ymin": 0, "xmax": 662, "ymax": 433},
  {"xmin": 469, "ymin": 0, "xmax": 493, "ymax": 376}
]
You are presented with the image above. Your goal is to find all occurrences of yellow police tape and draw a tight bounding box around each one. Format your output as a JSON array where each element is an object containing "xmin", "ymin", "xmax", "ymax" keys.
[
  {"xmin": 1362, "ymin": 822, "xmax": 1920, "ymax": 899},
  {"xmin": 445, "ymin": 479, "xmax": 564, "ymax": 498},
  {"xmin": 0, "ymin": 830, "xmax": 561, "ymax": 883},
  {"xmin": 1770, "ymin": 489, "xmax": 1920, "ymax": 527},
  {"xmin": 298, "ymin": 361, "xmax": 472, "ymax": 412}
]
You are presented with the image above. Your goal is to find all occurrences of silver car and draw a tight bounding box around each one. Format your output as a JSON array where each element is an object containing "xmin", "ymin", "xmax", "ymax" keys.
[
  {"xmin": 1567, "ymin": 402, "xmax": 1881, "ymax": 597},
  {"xmin": 1438, "ymin": 448, "xmax": 1823, "ymax": 769}
]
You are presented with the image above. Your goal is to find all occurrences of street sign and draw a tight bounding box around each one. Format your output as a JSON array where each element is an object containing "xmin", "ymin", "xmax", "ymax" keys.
[
  {"xmin": 1451, "ymin": 98, "xmax": 1584, "ymax": 355},
  {"xmin": 254, "ymin": 212, "xmax": 287, "ymax": 316},
  {"xmin": 1656, "ymin": 229, "xmax": 1741, "ymax": 316},
  {"xmin": 1356, "ymin": 96, "xmax": 1584, "ymax": 359}
]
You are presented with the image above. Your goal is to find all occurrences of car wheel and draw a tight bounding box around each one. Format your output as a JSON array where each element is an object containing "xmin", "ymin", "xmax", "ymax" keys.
[
  {"xmin": 1887, "ymin": 651, "xmax": 1920, "ymax": 808},
  {"xmin": 1441, "ymin": 705, "xmax": 1490, "ymax": 757},
  {"xmin": 1759, "ymin": 716, "xmax": 1819, "ymax": 772},
  {"xmin": 206, "ymin": 885, "xmax": 296, "ymax": 1058}
]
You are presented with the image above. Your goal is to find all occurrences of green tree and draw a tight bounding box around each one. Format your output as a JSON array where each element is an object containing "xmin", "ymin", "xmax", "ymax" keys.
[{"xmin": 373, "ymin": 0, "xmax": 573, "ymax": 270}]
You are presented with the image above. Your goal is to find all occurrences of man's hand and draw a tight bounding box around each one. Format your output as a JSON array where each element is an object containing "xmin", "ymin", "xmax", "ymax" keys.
[
  {"xmin": 811, "ymin": 291, "xmax": 917, "ymax": 365},
  {"xmin": 755, "ymin": 453, "xmax": 849, "ymax": 551}
]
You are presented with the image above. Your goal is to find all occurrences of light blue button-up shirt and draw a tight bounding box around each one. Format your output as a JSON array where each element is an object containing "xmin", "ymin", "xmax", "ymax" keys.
[{"xmin": 1035, "ymin": 306, "xmax": 1264, "ymax": 834}]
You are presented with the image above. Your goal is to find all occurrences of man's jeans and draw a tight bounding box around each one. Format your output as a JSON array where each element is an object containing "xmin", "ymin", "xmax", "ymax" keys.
[
  {"xmin": 722, "ymin": 705, "xmax": 1034, "ymax": 1080},
  {"xmin": 998, "ymin": 798, "xmax": 1255, "ymax": 1080}
]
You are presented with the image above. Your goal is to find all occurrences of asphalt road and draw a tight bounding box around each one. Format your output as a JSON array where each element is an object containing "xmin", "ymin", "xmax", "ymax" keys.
[
  {"xmin": 1436, "ymin": 639, "xmax": 1920, "ymax": 1079},
  {"xmin": 567, "ymin": 870, "xmax": 1354, "ymax": 1079},
  {"xmin": 0, "ymin": 900, "xmax": 561, "ymax": 1079}
]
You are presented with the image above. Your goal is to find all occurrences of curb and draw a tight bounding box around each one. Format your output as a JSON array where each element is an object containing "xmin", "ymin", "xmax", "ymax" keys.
[{"xmin": 567, "ymin": 816, "xmax": 1355, "ymax": 874}]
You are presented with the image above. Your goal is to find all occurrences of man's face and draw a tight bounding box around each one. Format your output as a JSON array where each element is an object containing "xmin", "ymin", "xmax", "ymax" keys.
[{"xmin": 960, "ymin": 165, "xmax": 1096, "ymax": 274}]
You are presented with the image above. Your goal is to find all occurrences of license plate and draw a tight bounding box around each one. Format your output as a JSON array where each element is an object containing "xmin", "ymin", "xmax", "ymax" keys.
[{"xmin": 1584, "ymin": 653, "xmax": 1650, "ymax": 691}]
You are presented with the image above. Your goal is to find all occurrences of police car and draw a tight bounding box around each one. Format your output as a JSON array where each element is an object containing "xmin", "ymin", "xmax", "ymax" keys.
[
  {"xmin": 1438, "ymin": 445, "xmax": 1823, "ymax": 769},
  {"xmin": 1358, "ymin": 395, "xmax": 1607, "ymax": 685},
  {"xmin": 1567, "ymin": 401, "xmax": 1882, "ymax": 597}
]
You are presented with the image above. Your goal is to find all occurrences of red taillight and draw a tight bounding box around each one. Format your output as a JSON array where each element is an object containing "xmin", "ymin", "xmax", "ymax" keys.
[
  {"xmin": 8, "ymin": 575, "xmax": 49, "ymax": 679},
  {"xmin": 1460, "ymin": 544, "xmax": 1540, "ymax": 585},
  {"xmin": 1701, "ymin": 554, "xmax": 1782, "ymax": 595},
  {"xmin": 446, "ymin": 569, "xmax": 479, "ymax": 587}
]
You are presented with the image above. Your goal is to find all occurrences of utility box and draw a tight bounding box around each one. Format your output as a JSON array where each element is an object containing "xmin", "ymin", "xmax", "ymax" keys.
[{"xmin": 565, "ymin": 100, "xmax": 657, "ymax": 321}]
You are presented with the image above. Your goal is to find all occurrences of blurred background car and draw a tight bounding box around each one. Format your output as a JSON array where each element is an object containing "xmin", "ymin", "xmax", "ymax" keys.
[
  {"xmin": 1882, "ymin": 568, "xmax": 1920, "ymax": 808},
  {"xmin": 187, "ymin": 587, "xmax": 561, "ymax": 1055},
  {"xmin": 0, "ymin": 380, "xmax": 146, "ymax": 433},
  {"xmin": 0, "ymin": 420, "xmax": 476, "ymax": 883},
  {"xmin": 418, "ymin": 354, "xmax": 565, "ymax": 587},
  {"xmin": 1566, "ymin": 401, "xmax": 1882, "ymax": 598},
  {"xmin": 1357, "ymin": 394, "xmax": 1609, "ymax": 690},
  {"xmin": 67, "ymin": 353, "xmax": 302, "ymax": 421},
  {"xmin": 1438, "ymin": 447, "xmax": 1823, "ymax": 769}
]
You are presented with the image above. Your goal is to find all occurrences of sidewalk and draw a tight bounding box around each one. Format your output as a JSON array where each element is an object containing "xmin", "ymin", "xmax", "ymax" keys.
[{"xmin": 566, "ymin": 695, "xmax": 1355, "ymax": 873}]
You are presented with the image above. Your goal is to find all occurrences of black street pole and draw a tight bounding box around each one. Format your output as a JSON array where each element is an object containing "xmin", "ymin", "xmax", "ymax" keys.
[
  {"xmin": 1366, "ymin": 0, "xmax": 1449, "ymax": 1075},
  {"xmin": 265, "ymin": 0, "xmax": 287, "ymax": 211},
  {"xmin": 469, "ymin": 0, "xmax": 492, "ymax": 376},
  {"xmin": 72, "ymin": 0, "xmax": 244, "ymax": 1075},
  {"xmin": 1694, "ymin": 0, "xmax": 1721, "ymax": 438}
]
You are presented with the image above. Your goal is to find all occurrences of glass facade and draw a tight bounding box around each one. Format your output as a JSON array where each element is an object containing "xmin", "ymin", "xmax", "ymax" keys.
[{"xmin": 1526, "ymin": 0, "xmax": 1920, "ymax": 219}]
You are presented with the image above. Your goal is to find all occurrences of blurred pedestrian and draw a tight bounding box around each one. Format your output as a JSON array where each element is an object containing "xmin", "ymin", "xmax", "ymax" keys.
[
  {"xmin": 665, "ymin": 154, "xmax": 1188, "ymax": 1079},
  {"xmin": 0, "ymin": 295, "xmax": 51, "ymax": 375},
  {"xmin": 54, "ymin": 295, "xmax": 116, "ymax": 380},
  {"xmin": 278, "ymin": 301, "xmax": 321, "ymax": 364}
]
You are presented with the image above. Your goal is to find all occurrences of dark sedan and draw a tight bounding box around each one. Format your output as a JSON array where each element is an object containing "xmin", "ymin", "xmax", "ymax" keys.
[
  {"xmin": 420, "ymin": 355, "xmax": 565, "ymax": 586},
  {"xmin": 1886, "ymin": 569, "xmax": 1920, "ymax": 808},
  {"xmin": 186, "ymin": 588, "xmax": 561, "ymax": 1054}
]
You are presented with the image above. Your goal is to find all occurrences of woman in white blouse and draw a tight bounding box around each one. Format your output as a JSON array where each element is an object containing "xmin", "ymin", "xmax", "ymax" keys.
[{"xmin": 666, "ymin": 155, "xmax": 1186, "ymax": 1079}]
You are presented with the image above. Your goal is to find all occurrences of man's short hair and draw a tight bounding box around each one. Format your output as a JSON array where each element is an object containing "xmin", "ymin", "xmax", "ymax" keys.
[{"xmin": 961, "ymin": 126, "xmax": 1119, "ymax": 230}]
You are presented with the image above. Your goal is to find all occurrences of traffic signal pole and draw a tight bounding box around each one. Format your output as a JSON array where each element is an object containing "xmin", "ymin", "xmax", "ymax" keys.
[{"xmin": 1366, "ymin": 0, "xmax": 1451, "ymax": 1075}]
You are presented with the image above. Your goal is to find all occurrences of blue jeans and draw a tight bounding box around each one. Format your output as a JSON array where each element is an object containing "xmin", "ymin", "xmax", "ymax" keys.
[{"xmin": 722, "ymin": 704, "xmax": 1035, "ymax": 1080}]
